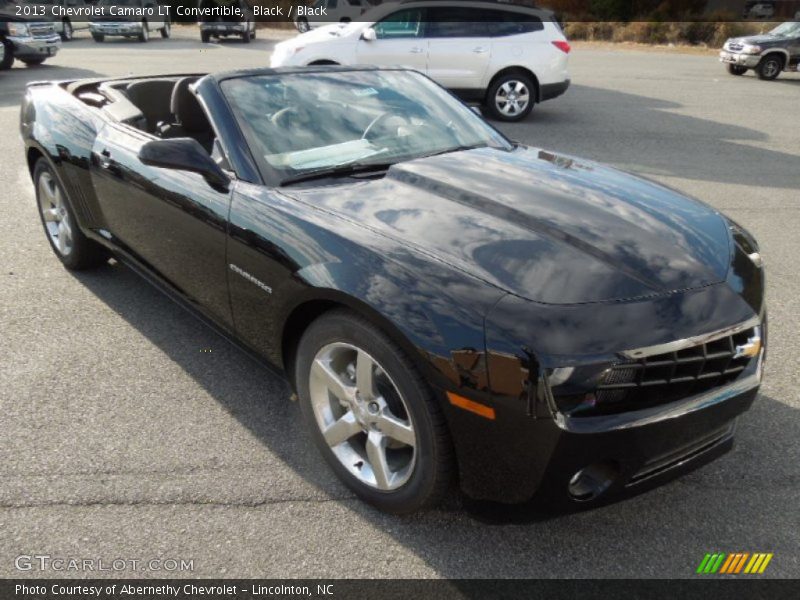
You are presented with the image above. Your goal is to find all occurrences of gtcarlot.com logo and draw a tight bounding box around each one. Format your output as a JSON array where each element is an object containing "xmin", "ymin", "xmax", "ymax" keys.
[
  {"xmin": 15, "ymin": 554, "xmax": 194, "ymax": 572},
  {"xmin": 696, "ymin": 552, "xmax": 773, "ymax": 575}
]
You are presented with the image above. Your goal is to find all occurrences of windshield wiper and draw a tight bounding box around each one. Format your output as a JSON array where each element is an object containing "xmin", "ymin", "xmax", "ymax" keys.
[
  {"xmin": 280, "ymin": 161, "xmax": 396, "ymax": 186},
  {"xmin": 417, "ymin": 143, "xmax": 493, "ymax": 160}
]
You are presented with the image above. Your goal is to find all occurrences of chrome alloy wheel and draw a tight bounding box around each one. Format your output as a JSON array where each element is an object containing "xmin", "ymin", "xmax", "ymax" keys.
[
  {"xmin": 309, "ymin": 343, "xmax": 417, "ymax": 491},
  {"xmin": 495, "ymin": 80, "xmax": 530, "ymax": 117},
  {"xmin": 38, "ymin": 172, "xmax": 73, "ymax": 256}
]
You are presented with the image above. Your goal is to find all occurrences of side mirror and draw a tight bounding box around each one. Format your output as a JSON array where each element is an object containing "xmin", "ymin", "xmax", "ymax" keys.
[
  {"xmin": 139, "ymin": 138, "xmax": 230, "ymax": 191},
  {"xmin": 361, "ymin": 27, "xmax": 377, "ymax": 42}
]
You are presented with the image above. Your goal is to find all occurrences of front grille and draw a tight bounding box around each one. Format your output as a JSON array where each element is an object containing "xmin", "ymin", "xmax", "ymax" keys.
[
  {"xmin": 728, "ymin": 42, "xmax": 744, "ymax": 52},
  {"xmin": 29, "ymin": 23, "xmax": 56, "ymax": 38},
  {"xmin": 590, "ymin": 326, "xmax": 760, "ymax": 416}
]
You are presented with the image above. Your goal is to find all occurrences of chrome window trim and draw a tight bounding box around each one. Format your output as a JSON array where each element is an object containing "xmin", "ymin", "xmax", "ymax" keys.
[{"xmin": 619, "ymin": 316, "xmax": 761, "ymax": 360}]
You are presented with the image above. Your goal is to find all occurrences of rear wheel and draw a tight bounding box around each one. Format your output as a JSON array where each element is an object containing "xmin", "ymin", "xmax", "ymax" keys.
[
  {"xmin": 727, "ymin": 64, "xmax": 747, "ymax": 76},
  {"xmin": 92, "ymin": 32, "xmax": 104, "ymax": 42},
  {"xmin": 161, "ymin": 21, "xmax": 171, "ymax": 38},
  {"xmin": 242, "ymin": 25, "xmax": 251, "ymax": 43},
  {"xmin": 295, "ymin": 310, "xmax": 454, "ymax": 514},
  {"xmin": 138, "ymin": 21, "xmax": 149, "ymax": 43},
  {"xmin": 756, "ymin": 54, "xmax": 783, "ymax": 80},
  {"xmin": 1, "ymin": 39, "xmax": 14, "ymax": 70},
  {"xmin": 34, "ymin": 159, "xmax": 107, "ymax": 271},
  {"xmin": 485, "ymin": 73, "xmax": 535, "ymax": 122},
  {"xmin": 201, "ymin": 31, "xmax": 210, "ymax": 43}
]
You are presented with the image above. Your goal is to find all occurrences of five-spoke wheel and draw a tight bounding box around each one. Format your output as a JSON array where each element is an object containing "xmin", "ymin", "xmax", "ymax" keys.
[{"xmin": 486, "ymin": 73, "xmax": 535, "ymax": 122}]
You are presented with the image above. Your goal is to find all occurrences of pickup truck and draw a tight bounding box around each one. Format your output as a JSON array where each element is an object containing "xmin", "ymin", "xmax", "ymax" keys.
[
  {"xmin": 0, "ymin": 0, "xmax": 61, "ymax": 69},
  {"xmin": 720, "ymin": 21, "xmax": 800, "ymax": 80}
]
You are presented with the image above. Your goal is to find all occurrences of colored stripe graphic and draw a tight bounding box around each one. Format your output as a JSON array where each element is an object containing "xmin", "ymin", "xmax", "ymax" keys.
[{"xmin": 698, "ymin": 552, "xmax": 773, "ymax": 575}]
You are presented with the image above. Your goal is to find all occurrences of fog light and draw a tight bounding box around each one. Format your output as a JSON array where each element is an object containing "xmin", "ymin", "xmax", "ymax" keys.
[{"xmin": 567, "ymin": 462, "xmax": 618, "ymax": 501}]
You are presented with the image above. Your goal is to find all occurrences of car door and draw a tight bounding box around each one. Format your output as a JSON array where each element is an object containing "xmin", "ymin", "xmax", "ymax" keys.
[
  {"xmin": 90, "ymin": 121, "xmax": 234, "ymax": 329},
  {"xmin": 425, "ymin": 7, "xmax": 491, "ymax": 91},
  {"xmin": 355, "ymin": 7, "xmax": 428, "ymax": 71}
]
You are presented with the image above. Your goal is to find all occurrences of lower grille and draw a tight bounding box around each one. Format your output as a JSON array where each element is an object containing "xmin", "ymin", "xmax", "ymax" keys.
[{"xmin": 590, "ymin": 325, "xmax": 760, "ymax": 416}]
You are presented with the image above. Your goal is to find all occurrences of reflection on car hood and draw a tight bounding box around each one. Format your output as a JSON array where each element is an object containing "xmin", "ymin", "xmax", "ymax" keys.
[
  {"xmin": 284, "ymin": 146, "xmax": 732, "ymax": 305},
  {"xmin": 732, "ymin": 34, "xmax": 785, "ymax": 45}
]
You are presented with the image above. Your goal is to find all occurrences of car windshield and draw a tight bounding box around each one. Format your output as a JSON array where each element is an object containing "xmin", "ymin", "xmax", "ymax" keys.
[
  {"xmin": 221, "ymin": 70, "xmax": 511, "ymax": 184},
  {"xmin": 769, "ymin": 22, "xmax": 800, "ymax": 37}
]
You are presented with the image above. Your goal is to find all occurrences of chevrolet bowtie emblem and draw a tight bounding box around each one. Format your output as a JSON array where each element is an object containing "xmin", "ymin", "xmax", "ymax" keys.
[{"xmin": 733, "ymin": 336, "xmax": 762, "ymax": 359}]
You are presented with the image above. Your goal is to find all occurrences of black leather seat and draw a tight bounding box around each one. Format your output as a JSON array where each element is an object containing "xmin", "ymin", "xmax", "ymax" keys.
[
  {"xmin": 160, "ymin": 77, "xmax": 214, "ymax": 151},
  {"xmin": 125, "ymin": 80, "xmax": 175, "ymax": 133}
]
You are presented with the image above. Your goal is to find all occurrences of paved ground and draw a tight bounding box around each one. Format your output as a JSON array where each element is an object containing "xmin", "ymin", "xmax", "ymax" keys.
[{"xmin": 1, "ymin": 27, "xmax": 798, "ymax": 579}]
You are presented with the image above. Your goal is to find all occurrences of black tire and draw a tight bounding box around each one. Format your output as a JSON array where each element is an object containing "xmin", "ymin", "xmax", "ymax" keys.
[
  {"xmin": 201, "ymin": 31, "xmax": 211, "ymax": 43},
  {"xmin": 92, "ymin": 32, "xmax": 104, "ymax": 42},
  {"xmin": 251, "ymin": 26, "xmax": 256, "ymax": 39},
  {"xmin": 242, "ymin": 25, "xmax": 251, "ymax": 43},
  {"xmin": 756, "ymin": 54, "xmax": 783, "ymax": 80},
  {"xmin": 61, "ymin": 19, "xmax": 73, "ymax": 41},
  {"xmin": 295, "ymin": 309, "xmax": 454, "ymax": 514},
  {"xmin": 727, "ymin": 64, "xmax": 747, "ymax": 76},
  {"xmin": 21, "ymin": 58, "xmax": 46, "ymax": 66},
  {"xmin": 485, "ymin": 72, "xmax": 535, "ymax": 122},
  {"xmin": 161, "ymin": 21, "xmax": 171, "ymax": 39},
  {"xmin": 1, "ymin": 39, "xmax": 14, "ymax": 70},
  {"xmin": 138, "ymin": 21, "xmax": 149, "ymax": 43},
  {"xmin": 297, "ymin": 18, "xmax": 310, "ymax": 33},
  {"xmin": 33, "ymin": 159, "xmax": 107, "ymax": 271}
]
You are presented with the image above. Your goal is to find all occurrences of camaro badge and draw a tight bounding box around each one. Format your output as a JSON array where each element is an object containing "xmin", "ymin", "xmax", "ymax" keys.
[
  {"xmin": 733, "ymin": 335, "xmax": 762, "ymax": 359},
  {"xmin": 229, "ymin": 264, "xmax": 272, "ymax": 294}
]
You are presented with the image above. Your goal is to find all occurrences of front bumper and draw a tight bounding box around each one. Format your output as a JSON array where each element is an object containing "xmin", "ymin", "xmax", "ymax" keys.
[
  {"xmin": 8, "ymin": 34, "xmax": 61, "ymax": 60},
  {"xmin": 719, "ymin": 50, "xmax": 761, "ymax": 68},
  {"xmin": 201, "ymin": 23, "xmax": 246, "ymax": 35},
  {"xmin": 90, "ymin": 22, "xmax": 143, "ymax": 36}
]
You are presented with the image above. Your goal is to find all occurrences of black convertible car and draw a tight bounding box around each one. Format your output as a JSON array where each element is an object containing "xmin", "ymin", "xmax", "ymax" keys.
[{"xmin": 20, "ymin": 67, "xmax": 766, "ymax": 514}]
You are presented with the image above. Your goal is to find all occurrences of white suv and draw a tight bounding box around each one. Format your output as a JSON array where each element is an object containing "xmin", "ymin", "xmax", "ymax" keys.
[{"xmin": 272, "ymin": 0, "xmax": 571, "ymax": 121}]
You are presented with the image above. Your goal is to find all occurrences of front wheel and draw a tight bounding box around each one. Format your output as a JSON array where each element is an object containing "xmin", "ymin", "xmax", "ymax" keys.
[
  {"xmin": 0, "ymin": 39, "xmax": 14, "ymax": 70},
  {"xmin": 138, "ymin": 21, "xmax": 149, "ymax": 43},
  {"xmin": 92, "ymin": 32, "xmax": 104, "ymax": 42},
  {"xmin": 756, "ymin": 54, "xmax": 783, "ymax": 80},
  {"xmin": 727, "ymin": 64, "xmax": 747, "ymax": 76},
  {"xmin": 34, "ymin": 159, "xmax": 107, "ymax": 271},
  {"xmin": 201, "ymin": 31, "xmax": 211, "ymax": 43},
  {"xmin": 485, "ymin": 73, "xmax": 535, "ymax": 122},
  {"xmin": 21, "ymin": 57, "xmax": 46, "ymax": 66},
  {"xmin": 161, "ymin": 21, "xmax": 171, "ymax": 38},
  {"xmin": 295, "ymin": 310, "xmax": 454, "ymax": 514},
  {"xmin": 242, "ymin": 25, "xmax": 251, "ymax": 43}
]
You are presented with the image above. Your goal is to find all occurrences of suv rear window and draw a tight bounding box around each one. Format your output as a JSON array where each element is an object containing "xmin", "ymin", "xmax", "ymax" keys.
[
  {"xmin": 424, "ymin": 8, "xmax": 544, "ymax": 38},
  {"xmin": 486, "ymin": 11, "xmax": 544, "ymax": 37}
]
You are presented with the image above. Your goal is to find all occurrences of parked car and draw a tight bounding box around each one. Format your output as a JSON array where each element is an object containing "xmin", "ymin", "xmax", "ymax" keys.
[
  {"xmin": 89, "ymin": 0, "xmax": 170, "ymax": 42},
  {"xmin": 21, "ymin": 66, "xmax": 766, "ymax": 514},
  {"xmin": 272, "ymin": 0, "xmax": 571, "ymax": 121},
  {"xmin": 294, "ymin": 0, "xmax": 369, "ymax": 33},
  {"xmin": 720, "ymin": 21, "xmax": 800, "ymax": 80},
  {"xmin": 0, "ymin": 0, "xmax": 61, "ymax": 69},
  {"xmin": 199, "ymin": 0, "xmax": 256, "ymax": 43},
  {"xmin": 32, "ymin": 0, "xmax": 91, "ymax": 40}
]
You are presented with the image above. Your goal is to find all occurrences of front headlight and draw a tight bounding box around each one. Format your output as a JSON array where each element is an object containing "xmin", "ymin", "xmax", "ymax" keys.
[
  {"xmin": 743, "ymin": 45, "xmax": 763, "ymax": 54},
  {"xmin": 8, "ymin": 23, "xmax": 31, "ymax": 37}
]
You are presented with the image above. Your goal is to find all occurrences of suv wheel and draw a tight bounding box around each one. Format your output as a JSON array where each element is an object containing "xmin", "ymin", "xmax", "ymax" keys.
[
  {"xmin": 201, "ymin": 31, "xmax": 210, "ymax": 43},
  {"xmin": 0, "ymin": 39, "xmax": 14, "ymax": 70},
  {"xmin": 92, "ymin": 32, "xmax": 104, "ymax": 42},
  {"xmin": 486, "ymin": 73, "xmax": 535, "ymax": 122},
  {"xmin": 756, "ymin": 54, "xmax": 783, "ymax": 80},
  {"xmin": 295, "ymin": 310, "xmax": 454, "ymax": 514},
  {"xmin": 138, "ymin": 21, "xmax": 149, "ymax": 43},
  {"xmin": 242, "ymin": 25, "xmax": 252, "ymax": 43},
  {"xmin": 297, "ymin": 18, "xmax": 310, "ymax": 33},
  {"xmin": 161, "ymin": 21, "xmax": 171, "ymax": 38},
  {"xmin": 727, "ymin": 64, "xmax": 747, "ymax": 76}
]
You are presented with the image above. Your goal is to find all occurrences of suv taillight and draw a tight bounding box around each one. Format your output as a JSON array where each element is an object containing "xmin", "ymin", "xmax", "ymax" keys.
[{"xmin": 552, "ymin": 41, "xmax": 571, "ymax": 54}]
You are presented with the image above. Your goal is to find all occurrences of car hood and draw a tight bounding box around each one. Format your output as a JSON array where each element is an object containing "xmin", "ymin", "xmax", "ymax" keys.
[
  {"xmin": 283, "ymin": 146, "xmax": 732, "ymax": 305},
  {"xmin": 731, "ymin": 34, "xmax": 785, "ymax": 45}
]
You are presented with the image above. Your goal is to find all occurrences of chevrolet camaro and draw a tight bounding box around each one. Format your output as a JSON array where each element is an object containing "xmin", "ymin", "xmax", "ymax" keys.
[{"xmin": 20, "ymin": 67, "xmax": 766, "ymax": 514}]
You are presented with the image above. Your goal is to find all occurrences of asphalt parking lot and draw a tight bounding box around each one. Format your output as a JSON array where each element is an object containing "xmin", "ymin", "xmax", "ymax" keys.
[{"xmin": 1, "ymin": 27, "xmax": 798, "ymax": 579}]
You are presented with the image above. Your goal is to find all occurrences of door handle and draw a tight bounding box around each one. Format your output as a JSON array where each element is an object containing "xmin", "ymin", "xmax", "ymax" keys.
[
  {"xmin": 409, "ymin": 47, "xmax": 424, "ymax": 54},
  {"xmin": 472, "ymin": 46, "xmax": 488, "ymax": 54}
]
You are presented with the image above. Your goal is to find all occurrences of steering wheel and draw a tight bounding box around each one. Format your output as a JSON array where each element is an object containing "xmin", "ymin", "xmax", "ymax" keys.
[
  {"xmin": 362, "ymin": 112, "xmax": 395, "ymax": 141},
  {"xmin": 271, "ymin": 107, "xmax": 300, "ymax": 127}
]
